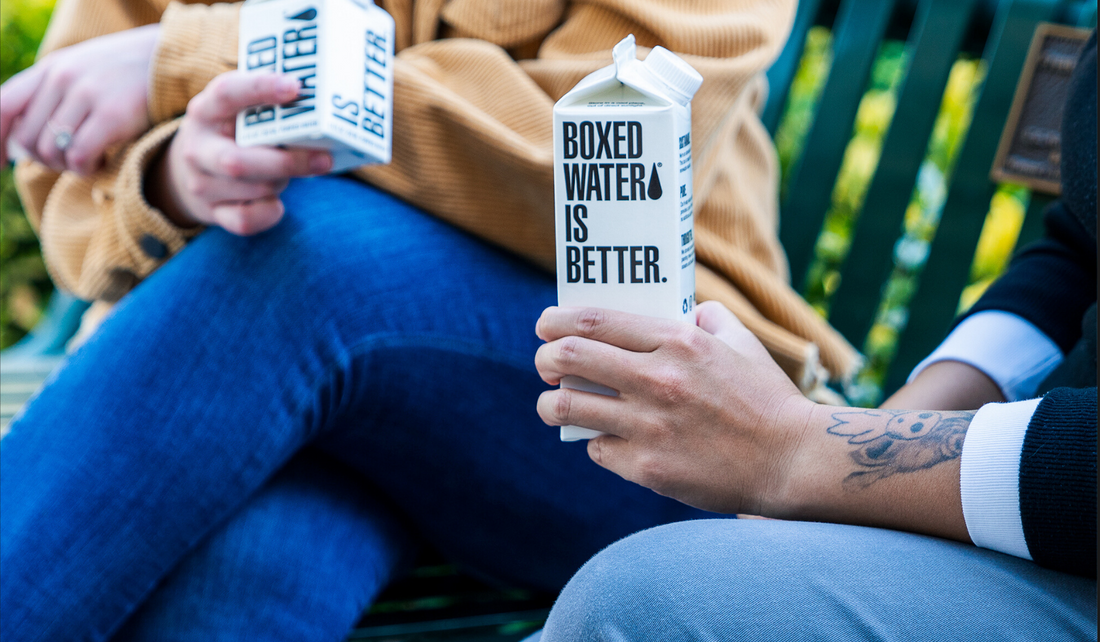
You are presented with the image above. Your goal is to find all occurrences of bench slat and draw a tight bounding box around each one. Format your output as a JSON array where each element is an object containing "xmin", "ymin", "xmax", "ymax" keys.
[
  {"xmin": 780, "ymin": 0, "xmax": 897, "ymax": 291},
  {"xmin": 886, "ymin": 0, "xmax": 1063, "ymax": 394},
  {"xmin": 828, "ymin": 0, "xmax": 979, "ymax": 346}
]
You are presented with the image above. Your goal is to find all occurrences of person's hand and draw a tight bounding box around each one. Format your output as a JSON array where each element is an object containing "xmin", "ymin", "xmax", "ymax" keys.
[
  {"xmin": 534, "ymin": 302, "xmax": 814, "ymax": 515},
  {"xmin": 1, "ymin": 24, "xmax": 160, "ymax": 174},
  {"xmin": 147, "ymin": 71, "xmax": 333, "ymax": 235}
]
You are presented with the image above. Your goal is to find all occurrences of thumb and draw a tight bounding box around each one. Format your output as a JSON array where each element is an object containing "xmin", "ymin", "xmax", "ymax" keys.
[
  {"xmin": 587, "ymin": 433, "xmax": 634, "ymax": 479},
  {"xmin": 695, "ymin": 300, "xmax": 747, "ymax": 347}
]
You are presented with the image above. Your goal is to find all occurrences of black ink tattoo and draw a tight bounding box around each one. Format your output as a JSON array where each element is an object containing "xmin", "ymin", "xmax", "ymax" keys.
[{"xmin": 827, "ymin": 409, "xmax": 974, "ymax": 490}]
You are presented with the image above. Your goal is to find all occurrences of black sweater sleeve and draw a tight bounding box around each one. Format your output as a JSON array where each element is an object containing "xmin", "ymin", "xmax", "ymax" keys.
[
  {"xmin": 963, "ymin": 202, "xmax": 1096, "ymax": 354},
  {"xmin": 967, "ymin": 35, "xmax": 1096, "ymax": 578},
  {"xmin": 963, "ymin": 32, "xmax": 1097, "ymax": 353},
  {"xmin": 1018, "ymin": 387, "xmax": 1097, "ymax": 578}
]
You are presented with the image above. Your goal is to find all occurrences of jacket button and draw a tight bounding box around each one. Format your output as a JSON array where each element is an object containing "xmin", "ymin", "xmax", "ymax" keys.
[{"xmin": 140, "ymin": 234, "xmax": 168, "ymax": 259}]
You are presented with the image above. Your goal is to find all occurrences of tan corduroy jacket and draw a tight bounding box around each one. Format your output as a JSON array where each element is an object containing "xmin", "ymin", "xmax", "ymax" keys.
[{"xmin": 14, "ymin": 0, "xmax": 859, "ymax": 390}]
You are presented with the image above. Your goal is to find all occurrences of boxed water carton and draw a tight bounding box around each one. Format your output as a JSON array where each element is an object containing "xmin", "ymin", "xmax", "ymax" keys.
[
  {"xmin": 553, "ymin": 35, "xmax": 703, "ymax": 441},
  {"xmin": 236, "ymin": 0, "xmax": 395, "ymax": 172}
]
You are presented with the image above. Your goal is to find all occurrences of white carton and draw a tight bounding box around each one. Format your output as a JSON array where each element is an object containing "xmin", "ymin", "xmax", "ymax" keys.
[
  {"xmin": 553, "ymin": 35, "xmax": 702, "ymax": 441},
  {"xmin": 236, "ymin": 0, "xmax": 395, "ymax": 172}
]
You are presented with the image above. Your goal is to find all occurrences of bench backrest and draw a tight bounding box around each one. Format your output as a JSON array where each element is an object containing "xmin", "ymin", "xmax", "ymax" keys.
[{"xmin": 766, "ymin": 0, "xmax": 1095, "ymax": 397}]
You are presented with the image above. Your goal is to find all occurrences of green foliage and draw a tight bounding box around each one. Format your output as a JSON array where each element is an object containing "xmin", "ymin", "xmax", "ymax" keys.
[
  {"xmin": 0, "ymin": 0, "xmax": 56, "ymax": 349},
  {"xmin": 797, "ymin": 37, "xmax": 909, "ymax": 321},
  {"xmin": 775, "ymin": 27, "xmax": 833, "ymax": 200},
  {"xmin": 774, "ymin": 27, "xmax": 1029, "ymax": 407}
]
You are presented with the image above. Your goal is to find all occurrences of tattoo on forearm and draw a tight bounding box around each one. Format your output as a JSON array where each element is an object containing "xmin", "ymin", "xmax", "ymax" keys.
[{"xmin": 827, "ymin": 409, "xmax": 974, "ymax": 490}]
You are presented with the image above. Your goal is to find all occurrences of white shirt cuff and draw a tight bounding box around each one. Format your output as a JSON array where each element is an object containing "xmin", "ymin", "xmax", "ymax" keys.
[
  {"xmin": 959, "ymin": 398, "xmax": 1041, "ymax": 560},
  {"xmin": 908, "ymin": 311, "xmax": 1063, "ymax": 401}
]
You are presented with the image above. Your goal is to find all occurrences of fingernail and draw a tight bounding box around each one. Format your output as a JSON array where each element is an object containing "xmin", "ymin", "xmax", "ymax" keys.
[{"xmin": 310, "ymin": 153, "xmax": 333, "ymax": 174}]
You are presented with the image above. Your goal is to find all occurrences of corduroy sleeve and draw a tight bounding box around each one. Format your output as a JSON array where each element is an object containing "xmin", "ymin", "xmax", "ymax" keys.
[
  {"xmin": 15, "ymin": 0, "xmax": 229, "ymax": 302},
  {"xmin": 358, "ymin": 0, "xmax": 860, "ymax": 386},
  {"xmin": 13, "ymin": 0, "xmax": 166, "ymax": 275},
  {"xmin": 16, "ymin": 119, "xmax": 202, "ymax": 301},
  {"xmin": 148, "ymin": 2, "xmax": 240, "ymax": 123}
]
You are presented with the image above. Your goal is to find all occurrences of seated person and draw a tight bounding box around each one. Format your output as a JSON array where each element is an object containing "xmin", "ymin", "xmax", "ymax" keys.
[
  {"xmin": 530, "ymin": 32, "xmax": 1097, "ymax": 642},
  {"xmin": 0, "ymin": 1, "xmax": 862, "ymax": 640}
]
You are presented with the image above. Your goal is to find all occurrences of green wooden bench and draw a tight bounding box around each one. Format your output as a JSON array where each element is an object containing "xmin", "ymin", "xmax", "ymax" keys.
[
  {"xmin": 2, "ymin": 0, "xmax": 1094, "ymax": 637},
  {"xmin": 770, "ymin": 0, "xmax": 1094, "ymax": 399}
]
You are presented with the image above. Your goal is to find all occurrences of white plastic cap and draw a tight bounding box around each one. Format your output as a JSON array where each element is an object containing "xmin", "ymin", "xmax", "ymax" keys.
[{"xmin": 644, "ymin": 46, "xmax": 703, "ymax": 104}]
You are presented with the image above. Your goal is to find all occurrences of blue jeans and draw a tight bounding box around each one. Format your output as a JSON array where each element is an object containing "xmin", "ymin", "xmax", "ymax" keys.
[
  {"xmin": 0, "ymin": 176, "xmax": 713, "ymax": 641},
  {"xmin": 532, "ymin": 520, "xmax": 1098, "ymax": 641}
]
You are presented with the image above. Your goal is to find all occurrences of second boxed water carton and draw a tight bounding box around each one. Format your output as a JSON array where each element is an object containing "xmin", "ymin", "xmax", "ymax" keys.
[
  {"xmin": 236, "ymin": 0, "xmax": 395, "ymax": 172},
  {"xmin": 553, "ymin": 35, "xmax": 703, "ymax": 441}
]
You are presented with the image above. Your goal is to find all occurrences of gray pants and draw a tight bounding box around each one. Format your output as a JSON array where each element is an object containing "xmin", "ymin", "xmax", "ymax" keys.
[{"xmin": 530, "ymin": 519, "xmax": 1097, "ymax": 641}]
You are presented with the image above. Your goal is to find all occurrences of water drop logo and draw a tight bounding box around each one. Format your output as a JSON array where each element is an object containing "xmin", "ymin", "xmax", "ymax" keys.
[
  {"xmin": 287, "ymin": 7, "xmax": 317, "ymax": 20},
  {"xmin": 647, "ymin": 163, "xmax": 663, "ymax": 200}
]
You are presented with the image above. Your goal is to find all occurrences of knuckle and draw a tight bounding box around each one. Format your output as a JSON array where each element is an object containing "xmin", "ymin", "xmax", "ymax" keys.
[
  {"xmin": 180, "ymin": 141, "xmax": 201, "ymax": 167},
  {"xmin": 66, "ymin": 149, "xmax": 90, "ymax": 171},
  {"xmin": 219, "ymin": 208, "xmax": 246, "ymax": 235},
  {"xmin": 185, "ymin": 94, "xmax": 205, "ymax": 116},
  {"xmin": 236, "ymin": 218, "xmax": 258, "ymax": 236},
  {"xmin": 552, "ymin": 390, "xmax": 574, "ymax": 424},
  {"xmin": 587, "ymin": 438, "xmax": 605, "ymax": 466},
  {"xmin": 72, "ymin": 82, "xmax": 97, "ymax": 104},
  {"xmin": 97, "ymin": 102, "xmax": 126, "ymax": 125},
  {"xmin": 36, "ymin": 139, "xmax": 55, "ymax": 162},
  {"xmin": 633, "ymin": 452, "xmax": 665, "ymax": 488},
  {"xmin": 278, "ymin": 153, "xmax": 300, "ymax": 176},
  {"xmin": 184, "ymin": 173, "xmax": 207, "ymax": 197},
  {"xmin": 211, "ymin": 75, "xmax": 233, "ymax": 103},
  {"xmin": 555, "ymin": 336, "xmax": 584, "ymax": 369},
  {"xmin": 48, "ymin": 65, "xmax": 77, "ymax": 88},
  {"xmin": 673, "ymin": 324, "xmax": 704, "ymax": 354},
  {"xmin": 576, "ymin": 307, "xmax": 607, "ymax": 335},
  {"xmin": 219, "ymin": 154, "xmax": 246, "ymax": 179},
  {"xmin": 651, "ymin": 365, "xmax": 689, "ymax": 406},
  {"xmin": 684, "ymin": 331, "xmax": 713, "ymax": 361}
]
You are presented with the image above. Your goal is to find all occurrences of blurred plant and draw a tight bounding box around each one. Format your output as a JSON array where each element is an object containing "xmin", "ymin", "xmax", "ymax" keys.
[
  {"xmin": 797, "ymin": 38, "xmax": 909, "ymax": 320},
  {"xmin": 844, "ymin": 57, "xmax": 988, "ymax": 407},
  {"xmin": 776, "ymin": 27, "xmax": 833, "ymax": 200},
  {"xmin": 774, "ymin": 27, "xmax": 1027, "ymax": 407},
  {"xmin": 0, "ymin": 0, "xmax": 56, "ymax": 349},
  {"xmin": 959, "ymin": 183, "xmax": 1029, "ymax": 313}
]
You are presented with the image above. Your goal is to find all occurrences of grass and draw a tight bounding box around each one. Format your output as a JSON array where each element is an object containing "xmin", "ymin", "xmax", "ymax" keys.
[{"xmin": 1, "ymin": 0, "xmax": 56, "ymax": 349}]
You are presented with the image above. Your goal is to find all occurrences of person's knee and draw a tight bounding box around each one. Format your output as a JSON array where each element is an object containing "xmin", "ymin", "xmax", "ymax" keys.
[
  {"xmin": 540, "ymin": 520, "xmax": 743, "ymax": 642},
  {"xmin": 538, "ymin": 519, "xmax": 873, "ymax": 641}
]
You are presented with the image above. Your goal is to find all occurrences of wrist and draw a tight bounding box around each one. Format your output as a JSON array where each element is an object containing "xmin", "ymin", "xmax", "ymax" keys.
[
  {"xmin": 144, "ymin": 137, "xmax": 198, "ymax": 229},
  {"xmin": 756, "ymin": 395, "xmax": 823, "ymax": 518}
]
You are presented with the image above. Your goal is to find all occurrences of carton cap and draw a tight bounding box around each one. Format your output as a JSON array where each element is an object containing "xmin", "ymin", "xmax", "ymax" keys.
[{"xmin": 644, "ymin": 47, "xmax": 703, "ymax": 105}]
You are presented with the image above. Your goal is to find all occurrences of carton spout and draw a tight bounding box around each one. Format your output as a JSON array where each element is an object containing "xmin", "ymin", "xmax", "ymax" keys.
[
  {"xmin": 645, "ymin": 46, "xmax": 703, "ymax": 105},
  {"xmin": 612, "ymin": 34, "xmax": 638, "ymax": 76},
  {"xmin": 610, "ymin": 35, "xmax": 703, "ymax": 107}
]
